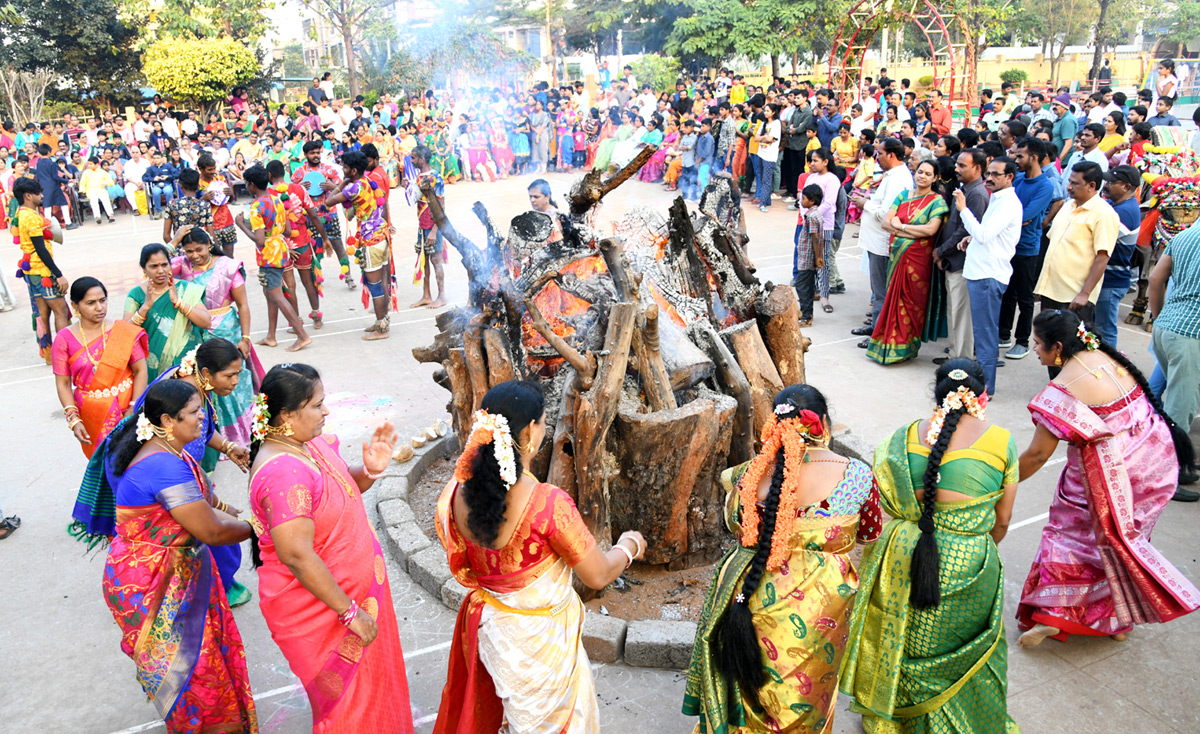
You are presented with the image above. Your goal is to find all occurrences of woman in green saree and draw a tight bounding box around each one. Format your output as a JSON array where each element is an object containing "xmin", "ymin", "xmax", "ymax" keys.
[
  {"xmin": 685, "ymin": 385, "xmax": 882, "ymax": 733},
  {"xmin": 125, "ymin": 243, "xmax": 211, "ymax": 380},
  {"xmin": 595, "ymin": 110, "xmax": 634, "ymax": 173},
  {"xmin": 840, "ymin": 360, "xmax": 1021, "ymax": 733}
]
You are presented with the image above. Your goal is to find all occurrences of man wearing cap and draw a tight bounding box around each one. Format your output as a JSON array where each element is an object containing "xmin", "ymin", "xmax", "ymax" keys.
[
  {"xmin": 1036, "ymin": 161, "xmax": 1117, "ymax": 344},
  {"xmin": 1063, "ymin": 123, "xmax": 1110, "ymax": 174},
  {"xmin": 1050, "ymin": 93, "xmax": 1078, "ymax": 161},
  {"xmin": 1095, "ymin": 165, "xmax": 1143, "ymax": 346}
]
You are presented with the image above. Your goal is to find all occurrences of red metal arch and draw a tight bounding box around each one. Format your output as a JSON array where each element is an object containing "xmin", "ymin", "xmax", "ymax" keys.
[{"xmin": 827, "ymin": 0, "xmax": 965, "ymax": 113}]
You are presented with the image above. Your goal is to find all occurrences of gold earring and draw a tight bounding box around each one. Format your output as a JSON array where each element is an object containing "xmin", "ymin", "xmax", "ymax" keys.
[
  {"xmin": 284, "ymin": 422, "xmax": 295, "ymax": 437},
  {"xmin": 1054, "ymin": 355, "xmax": 1063, "ymax": 366},
  {"xmin": 166, "ymin": 427, "xmax": 175, "ymax": 443},
  {"xmin": 198, "ymin": 375, "xmax": 213, "ymax": 392}
]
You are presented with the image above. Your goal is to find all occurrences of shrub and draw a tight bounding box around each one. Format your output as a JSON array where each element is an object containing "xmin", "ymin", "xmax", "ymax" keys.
[
  {"xmin": 1000, "ymin": 68, "xmax": 1028, "ymax": 84},
  {"xmin": 630, "ymin": 55, "xmax": 682, "ymax": 94}
]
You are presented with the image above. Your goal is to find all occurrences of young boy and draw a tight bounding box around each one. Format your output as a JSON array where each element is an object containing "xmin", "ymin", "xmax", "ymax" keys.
[
  {"xmin": 234, "ymin": 164, "xmax": 310, "ymax": 352},
  {"xmin": 792, "ymin": 183, "xmax": 826, "ymax": 327},
  {"xmin": 803, "ymin": 122, "xmax": 820, "ymax": 172},
  {"xmin": 12, "ymin": 177, "xmax": 70, "ymax": 359},
  {"xmin": 162, "ymin": 168, "xmax": 213, "ymax": 244},
  {"xmin": 695, "ymin": 118, "xmax": 715, "ymax": 196},
  {"xmin": 324, "ymin": 151, "xmax": 393, "ymax": 340},
  {"xmin": 410, "ymin": 145, "xmax": 446, "ymax": 309},
  {"xmin": 196, "ymin": 153, "xmax": 236, "ymax": 256},
  {"xmin": 267, "ymin": 159, "xmax": 329, "ymax": 330},
  {"xmin": 678, "ymin": 119, "xmax": 699, "ymax": 202}
]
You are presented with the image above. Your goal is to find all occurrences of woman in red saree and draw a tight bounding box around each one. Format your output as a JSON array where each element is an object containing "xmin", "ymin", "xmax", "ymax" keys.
[
  {"xmin": 53, "ymin": 277, "xmax": 148, "ymax": 458},
  {"xmin": 103, "ymin": 379, "xmax": 257, "ymax": 733},
  {"xmin": 1016, "ymin": 311, "xmax": 1199, "ymax": 646},
  {"xmin": 434, "ymin": 381, "xmax": 647, "ymax": 734},
  {"xmin": 248, "ymin": 363, "xmax": 413, "ymax": 733},
  {"xmin": 865, "ymin": 160, "xmax": 949, "ymax": 363}
]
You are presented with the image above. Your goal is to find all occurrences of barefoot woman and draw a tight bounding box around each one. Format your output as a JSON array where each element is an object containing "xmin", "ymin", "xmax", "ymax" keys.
[{"xmin": 1016, "ymin": 310, "xmax": 1199, "ymax": 646}]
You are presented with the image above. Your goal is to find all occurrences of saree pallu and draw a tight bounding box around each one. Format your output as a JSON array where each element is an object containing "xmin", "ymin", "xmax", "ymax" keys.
[
  {"xmin": 434, "ymin": 482, "xmax": 599, "ymax": 734},
  {"xmin": 594, "ymin": 125, "xmax": 631, "ymax": 171},
  {"xmin": 684, "ymin": 466, "xmax": 868, "ymax": 734},
  {"xmin": 1017, "ymin": 383, "xmax": 1200, "ymax": 639},
  {"xmin": 52, "ymin": 320, "xmax": 146, "ymax": 458},
  {"xmin": 866, "ymin": 192, "xmax": 949, "ymax": 365},
  {"xmin": 126, "ymin": 282, "xmax": 206, "ymax": 380},
  {"xmin": 175, "ymin": 255, "xmax": 264, "ymax": 450},
  {"xmin": 251, "ymin": 434, "xmax": 412, "ymax": 733},
  {"xmin": 840, "ymin": 426, "xmax": 1019, "ymax": 733},
  {"xmin": 103, "ymin": 453, "xmax": 256, "ymax": 733}
]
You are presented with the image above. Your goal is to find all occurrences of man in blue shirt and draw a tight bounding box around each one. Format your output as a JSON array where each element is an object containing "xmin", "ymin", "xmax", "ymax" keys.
[
  {"xmin": 814, "ymin": 96, "xmax": 843, "ymax": 149},
  {"xmin": 597, "ymin": 60, "xmax": 611, "ymax": 90},
  {"xmin": 1147, "ymin": 96, "xmax": 1181, "ymax": 127},
  {"xmin": 1096, "ymin": 165, "xmax": 1142, "ymax": 346},
  {"xmin": 695, "ymin": 118, "xmax": 715, "ymax": 197},
  {"xmin": 999, "ymin": 137, "xmax": 1057, "ymax": 359},
  {"xmin": 142, "ymin": 150, "xmax": 178, "ymax": 220}
]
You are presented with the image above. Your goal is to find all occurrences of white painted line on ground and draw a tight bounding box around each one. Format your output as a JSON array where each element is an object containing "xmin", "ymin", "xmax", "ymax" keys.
[
  {"xmin": 1007, "ymin": 456, "xmax": 1066, "ymax": 532},
  {"xmin": 107, "ymin": 640, "xmax": 454, "ymax": 734}
]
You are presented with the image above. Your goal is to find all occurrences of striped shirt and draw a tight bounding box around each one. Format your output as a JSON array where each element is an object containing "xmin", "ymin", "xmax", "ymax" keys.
[{"xmin": 1156, "ymin": 222, "xmax": 1200, "ymax": 339}]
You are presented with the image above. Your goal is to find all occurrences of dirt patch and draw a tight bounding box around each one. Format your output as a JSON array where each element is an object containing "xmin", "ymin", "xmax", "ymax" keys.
[
  {"xmin": 583, "ymin": 562, "xmax": 717, "ymax": 622},
  {"xmin": 408, "ymin": 455, "xmax": 456, "ymax": 538}
]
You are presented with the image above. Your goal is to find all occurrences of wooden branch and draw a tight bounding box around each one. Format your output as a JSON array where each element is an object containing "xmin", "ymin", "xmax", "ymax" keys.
[
  {"xmin": 482, "ymin": 328, "xmax": 516, "ymax": 387},
  {"xmin": 757, "ymin": 284, "xmax": 813, "ymax": 386},
  {"xmin": 462, "ymin": 317, "xmax": 490, "ymax": 412},
  {"xmin": 569, "ymin": 144, "xmax": 658, "ymax": 218},
  {"xmin": 418, "ymin": 181, "xmax": 492, "ymax": 301},
  {"xmin": 573, "ymin": 301, "xmax": 638, "ymax": 542},
  {"xmin": 547, "ymin": 368, "xmax": 580, "ymax": 498},
  {"xmin": 722, "ymin": 321, "xmax": 784, "ymax": 438},
  {"xmin": 522, "ymin": 296, "xmax": 596, "ymax": 387},
  {"xmin": 691, "ymin": 321, "xmax": 755, "ymax": 465},
  {"xmin": 710, "ymin": 226, "xmax": 757, "ymax": 286},
  {"xmin": 516, "ymin": 249, "xmax": 602, "ymax": 294},
  {"xmin": 668, "ymin": 197, "xmax": 718, "ymax": 326},
  {"xmin": 634, "ymin": 304, "xmax": 677, "ymax": 412},
  {"xmin": 596, "ymin": 237, "xmax": 639, "ymax": 302},
  {"xmin": 445, "ymin": 348, "xmax": 474, "ymax": 448}
]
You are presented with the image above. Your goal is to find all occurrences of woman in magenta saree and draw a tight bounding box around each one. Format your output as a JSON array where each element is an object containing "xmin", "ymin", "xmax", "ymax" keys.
[
  {"xmin": 865, "ymin": 160, "xmax": 949, "ymax": 364},
  {"xmin": 248, "ymin": 364, "xmax": 413, "ymax": 733},
  {"xmin": 1016, "ymin": 311, "xmax": 1199, "ymax": 646},
  {"xmin": 103, "ymin": 379, "xmax": 257, "ymax": 733}
]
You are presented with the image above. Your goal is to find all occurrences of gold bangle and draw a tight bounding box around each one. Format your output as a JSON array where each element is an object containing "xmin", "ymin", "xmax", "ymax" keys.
[
  {"xmin": 68, "ymin": 418, "xmax": 83, "ymax": 430},
  {"xmin": 131, "ymin": 314, "xmax": 145, "ymax": 326}
]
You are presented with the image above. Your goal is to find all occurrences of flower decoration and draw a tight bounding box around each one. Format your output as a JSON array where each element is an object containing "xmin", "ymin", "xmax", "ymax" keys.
[
  {"xmin": 926, "ymin": 386, "xmax": 987, "ymax": 445},
  {"xmin": 774, "ymin": 403, "xmax": 796, "ymax": 416},
  {"xmin": 177, "ymin": 346, "xmax": 200, "ymax": 377},
  {"xmin": 1077, "ymin": 322, "xmax": 1101, "ymax": 351},
  {"xmin": 250, "ymin": 393, "xmax": 271, "ymax": 443},
  {"xmin": 136, "ymin": 412, "xmax": 155, "ymax": 443},
  {"xmin": 454, "ymin": 410, "xmax": 517, "ymax": 486}
]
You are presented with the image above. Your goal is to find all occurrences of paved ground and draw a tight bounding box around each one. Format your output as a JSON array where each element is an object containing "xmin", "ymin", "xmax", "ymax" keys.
[{"xmin": 1, "ymin": 167, "xmax": 1198, "ymax": 734}]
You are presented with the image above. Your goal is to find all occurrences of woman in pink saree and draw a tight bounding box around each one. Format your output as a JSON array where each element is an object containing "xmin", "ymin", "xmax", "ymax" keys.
[
  {"xmin": 1016, "ymin": 310, "xmax": 1199, "ymax": 646},
  {"xmin": 248, "ymin": 363, "xmax": 413, "ymax": 733}
]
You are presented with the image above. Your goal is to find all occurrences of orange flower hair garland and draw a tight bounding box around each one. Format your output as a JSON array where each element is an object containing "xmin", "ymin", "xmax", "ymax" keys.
[{"xmin": 736, "ymin": 405, "xmax": 828, "ymax": 572}]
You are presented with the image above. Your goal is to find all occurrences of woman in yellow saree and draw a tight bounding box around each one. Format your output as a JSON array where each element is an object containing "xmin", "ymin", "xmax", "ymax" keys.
[
  {"xmin": 434, "ymin": 380, "xmax": 647, "ymax": 734},
  {"xmin": 839, "ymin": 360, "xmax": 1021, "ymax": 733},
  {"xmin": 685, "ymin": 385, "xmax": 882, "ymax": 733}
]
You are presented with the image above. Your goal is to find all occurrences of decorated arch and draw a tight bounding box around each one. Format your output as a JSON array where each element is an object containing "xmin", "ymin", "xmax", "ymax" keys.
[{"xmin": 827, "ymin": 0, "xmax": 968, "ymax": 112}]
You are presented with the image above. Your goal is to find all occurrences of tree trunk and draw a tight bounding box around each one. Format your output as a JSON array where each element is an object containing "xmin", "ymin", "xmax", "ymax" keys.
[
  {"xmin": 756, "ymin": 284, "xmax": 813, "ymax": 386},
  {"xmin": 771, "ymin": 54, "xmax": 780, "ymax": 78},
  {"xmin": 341, "ymin": 21, "xmax": 359, "ymax": 98},
  {"xmin": 1089, "ymin": 0, "xmax": 1112, "ymax": 83},
  {"xmin": 720, "ymin": 320, "xmax": 784, "ymax": 438}
]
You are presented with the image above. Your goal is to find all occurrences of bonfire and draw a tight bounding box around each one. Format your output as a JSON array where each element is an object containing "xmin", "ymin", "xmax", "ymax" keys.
[{"xmin": 413, "ymin": 148, "xmax": 813, "ymax": 571}]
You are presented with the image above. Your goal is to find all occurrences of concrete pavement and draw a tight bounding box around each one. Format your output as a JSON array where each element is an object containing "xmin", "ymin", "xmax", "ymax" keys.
[{"xmin": 0, "ymin": 169, "xmax": 1197, "ymax": 733}]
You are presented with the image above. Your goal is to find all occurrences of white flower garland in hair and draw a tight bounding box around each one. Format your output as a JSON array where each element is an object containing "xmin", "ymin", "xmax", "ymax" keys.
[
  {"xmin": 468, "ymin": 409, "xmax": 518, "ymax": 487},
  {"xmin": 177, "ymin": 346, "xmax": 200, "ymax": 377},
  {"xmin": 251, "ymin": 394, "xmax": 271, "ymax": 443},
  {"xmin": 135, "ymin": 412, "xmax": 155, "ymax": 443},
  {"xmin": 926, "ymin": 386, "xmax": 987, "ymax": 445},
  {"xmin": 1077, "ymin": 322, "xmax": 1101, "ymax": 351}
]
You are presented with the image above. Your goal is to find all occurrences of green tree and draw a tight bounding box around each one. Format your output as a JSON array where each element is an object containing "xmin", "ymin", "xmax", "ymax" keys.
[
  {"xmin": 119, "ymin": 0, "xmax": 273, "ymax": 46},
  {"xmin": 1159, "ymin": 1, "xmax": 1200, "ymax": 52},
  {"xmin": 1023, "ymin": 0, "xmax": 1097, "ymax": 84},
  {"xmin": 0, "ymin": 0, "xmax": 143, "ymax": 107},
  {"xmin": 281, "ymin": 42, "xmax": 310, "ymax": 78},
  {"xmin": 629, "ymin": 55, "xmax": 682, "ymax": 92},
  {"xmin": 664, "ymin": 0, "xmax": 822, "ymax": 74},
  {"xmin": 143, "ymin": 37, "xmax": 259, "ymax": 110},
  {"xmin": 945, "ymin": 0, "xmax": 1014, "ymax": 105}
]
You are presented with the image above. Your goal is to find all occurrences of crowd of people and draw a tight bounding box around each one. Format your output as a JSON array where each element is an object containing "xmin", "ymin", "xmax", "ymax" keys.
[{"xmin": 2, "ymin": 55, "xmax": 1199, "ymax": 734}]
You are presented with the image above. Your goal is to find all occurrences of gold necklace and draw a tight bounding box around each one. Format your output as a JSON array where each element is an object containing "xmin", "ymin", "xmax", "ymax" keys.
[
  {"xmin": 266, "ymin": 436, "xmax": 357, "ymax": 500},
  {"xmin": 75, "ymin": 320, "xmax": 109, "ymax": 369},
  {"xmin": 155, "ymin": 437, "xmax": 183, "ymax": 458},
  {"xmin": 523, "ymin": 470, "xmax": 539, "ymax": 483}
]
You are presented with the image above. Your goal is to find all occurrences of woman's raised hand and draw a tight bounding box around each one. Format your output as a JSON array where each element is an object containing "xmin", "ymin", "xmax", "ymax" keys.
[{"xmin": 362, "ymin": 421, "xmax": 399, "ymax": 476}]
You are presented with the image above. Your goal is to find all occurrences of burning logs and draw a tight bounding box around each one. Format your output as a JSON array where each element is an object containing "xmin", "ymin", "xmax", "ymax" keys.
[{"xmin": 413, "ymin": 163, "xmax": 818, "ymax": 569}]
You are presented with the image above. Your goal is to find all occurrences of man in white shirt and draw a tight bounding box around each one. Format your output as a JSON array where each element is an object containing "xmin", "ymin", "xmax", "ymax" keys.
[
  {"xmin": 955, "ymin": 156, "xmax": 1022, "ymax": 395},
  {"xmin": 180, "ymin": 111, "xmax": 199, "ymax": 139},
  {"xmin": 319, "ymin": 72, "xmax": 335, "ymax": 101},
  {"xmin": 850, "ymin": 138, "xmax": 914, "ymax": 335},
  {"xmin": 334, "ymin": 99, "xmax": 353, "ymax": 137},
  {"xmin": 133, "ymin": 110, "xmax": 154, "ymax": 143},
  {"xmin": 317, "ymin": 98, "xmax": 338, "ymax": 134},
  {"xmin": 121, "ymin": 148, "xmax": 150, "ymax": 214},
  {"xmin": 1063, "ymin": 123, "xmax": 1109, "ymax": 173},
  {"xmin": 636, "ymin": 86, "xmax": 657, "ymax": 123},
  {"xmin": 160, "ymin": 113, "xmax": 180, "ymax": 141}
]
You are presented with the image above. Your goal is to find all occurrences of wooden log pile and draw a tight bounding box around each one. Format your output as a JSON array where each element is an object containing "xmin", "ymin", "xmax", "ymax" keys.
[{"xmin": 413, "ymin": 155, "xmax": 813, "ymax": 569}]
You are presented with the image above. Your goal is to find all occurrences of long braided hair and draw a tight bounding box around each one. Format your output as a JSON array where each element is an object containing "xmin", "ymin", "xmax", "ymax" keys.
[
  {"xmin": 1033, "ymin": 310, "xmax": 1195, "ymax": 472},
  {"xmin": 911, "ymin": 359, "xmax": 987, "ymax": 609},
  {"xmin": 719, "ymin": 384, "xmax": 830, "ymax": 698}
]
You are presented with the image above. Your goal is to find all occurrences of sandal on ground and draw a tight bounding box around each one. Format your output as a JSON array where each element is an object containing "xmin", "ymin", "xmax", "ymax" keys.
[
  {"xmin": 822, "ymin": 303, "xmax": 834, "ymax": 313},
  {"xmin": 0, "ymin": 515, "xmax": 21, "ymax": 540},
  {"xmin": 799, "ymin": 318, "xmax": 813, "ymax": 327}
]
